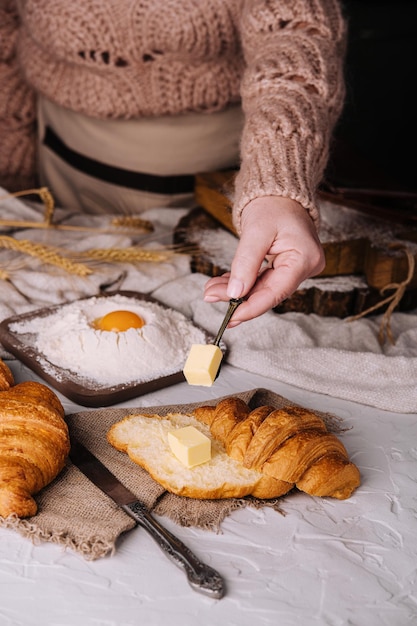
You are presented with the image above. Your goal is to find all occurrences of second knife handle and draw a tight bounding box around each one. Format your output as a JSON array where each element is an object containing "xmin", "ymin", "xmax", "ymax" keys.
[{"xmin": 122, "ymin": 501, "xmax": 225, "ymax": 599}]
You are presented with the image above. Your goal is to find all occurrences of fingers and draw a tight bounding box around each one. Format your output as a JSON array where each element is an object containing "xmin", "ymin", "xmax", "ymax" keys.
[
  {"xmin": 225, "ymin": 228, "xmax": 271, "ymax": 300},
  {"xmin": 203, "ymin": 253, "xmax": 309, "ymax": 326},
  {"xmin": 204, "ymin": 243, "xmax": 324, "ymax": 325},
  {"xmin": 204, "ymin": 208, "xmax": 278, "ymax": 302},
  {"xmin": 203, "ymin": 196, "xmax": 326, "ymax": 325},
  {"xmin": 204, "ymin": 273, "xmax": 231, "ymax": 303},
  {"xmin": 228, "ymin": 256, "xmax": 311, "ymax": 324}
]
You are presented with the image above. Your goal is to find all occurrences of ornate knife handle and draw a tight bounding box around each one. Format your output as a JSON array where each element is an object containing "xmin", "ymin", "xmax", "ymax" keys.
[{"xmin": 122, "ymin": 501, "xmax": 225, "ymax": 599}]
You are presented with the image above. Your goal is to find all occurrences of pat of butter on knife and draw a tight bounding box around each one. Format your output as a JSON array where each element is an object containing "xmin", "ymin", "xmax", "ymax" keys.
[
  {"xmin": 183, "ymin": 299, "xmax": 243, "ymax": 387},
  {"xmin": 168, "ymin": 426, "xmax": 211, "ymax": 468},
  {"xmin": 183, "ymin": 344, "xmax": 223, "ymax": 386}
]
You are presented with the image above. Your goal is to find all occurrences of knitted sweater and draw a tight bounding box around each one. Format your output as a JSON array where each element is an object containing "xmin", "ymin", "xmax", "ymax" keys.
[{"xmin": 0, "ymin": 0, "xmax": 346, "ymax": 229}]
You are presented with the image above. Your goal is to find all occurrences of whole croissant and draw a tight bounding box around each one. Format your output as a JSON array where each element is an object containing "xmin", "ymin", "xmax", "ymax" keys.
[
  {"xmin": 0, "ymin": 358, "xmax": 14, "ymax": 391},
  {"xmin": 194, "ymin": 398, "xmax": 360, "ymax": 500},
  {"xmin": 0, "ymin": 378, "xmax": 70, "ymax": 518}
]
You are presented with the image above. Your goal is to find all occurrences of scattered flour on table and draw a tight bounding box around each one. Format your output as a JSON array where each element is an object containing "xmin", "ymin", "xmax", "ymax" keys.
[{"xmin": 9, "ymin": 294, "xmax": 206, "ymax": 387}]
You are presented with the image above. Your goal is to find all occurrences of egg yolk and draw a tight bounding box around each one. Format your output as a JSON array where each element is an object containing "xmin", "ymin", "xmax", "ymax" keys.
[{"xmin": 94, "ymin": 310, "xmax": 145, "ymax": 332}]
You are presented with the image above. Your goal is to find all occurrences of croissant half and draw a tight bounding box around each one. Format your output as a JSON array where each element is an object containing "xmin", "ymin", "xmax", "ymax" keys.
[
  {"xmin": 193, "ymin": 398, "xmax": 360, "ymax": 500},
  {"xmin": 0, "ymin": 378, "xmax": 70, "ymax": 518}
]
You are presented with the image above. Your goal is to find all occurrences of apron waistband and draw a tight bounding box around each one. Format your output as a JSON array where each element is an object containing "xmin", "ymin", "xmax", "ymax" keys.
[{"xmin": 42, "ymin": 126, "xmax": 196, "ymax": 195}]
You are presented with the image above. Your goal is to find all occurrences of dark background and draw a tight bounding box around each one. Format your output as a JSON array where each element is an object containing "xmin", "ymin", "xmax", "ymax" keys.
[{"xmin": 326, "ymin": 0, "xmax": 417, "ymax": 194}]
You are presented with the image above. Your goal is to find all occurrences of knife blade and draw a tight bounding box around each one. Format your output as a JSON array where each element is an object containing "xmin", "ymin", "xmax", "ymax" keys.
[{"xmin": 70, "ymin": 437, "xmax": 225, "ymax": 599}]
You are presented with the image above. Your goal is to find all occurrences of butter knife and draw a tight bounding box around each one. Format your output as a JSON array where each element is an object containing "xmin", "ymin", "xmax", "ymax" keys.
[{"xmin": 70, "ymin": 438, "xmax": 225, "ymax": 599}]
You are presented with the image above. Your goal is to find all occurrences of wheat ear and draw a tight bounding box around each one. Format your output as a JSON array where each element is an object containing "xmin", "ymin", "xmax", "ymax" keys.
[{"xmin": 0, "ymin": 236, "xmax": 92, "ymax": 276}]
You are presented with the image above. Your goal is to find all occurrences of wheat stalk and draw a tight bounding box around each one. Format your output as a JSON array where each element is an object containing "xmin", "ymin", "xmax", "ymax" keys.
[
  {"xmin": 80, "ymin": 246, "xmax": 173, "ymax": 264},
  {"xmin": 79, "ymin": 242, "xmax": 198, "ymax": 264},
  {"xmin": 110, "ymin": 215, "xmax": 154, "ymax": 232},
  {"xmin": 0, "ymin": 236, "xmax": 92, "ymax": 276},
  {"xmin": 0, "ymin": 187, "xmax": 55, "ymax": 224}
]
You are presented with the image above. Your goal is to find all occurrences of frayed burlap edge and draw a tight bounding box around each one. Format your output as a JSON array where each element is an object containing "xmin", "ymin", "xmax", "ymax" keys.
[
  {"xmin": 0, "ymin": 513, "xmax": 116, "ymax": 560},
  {"xmin": 154, "ymin": 494, "xmax": 287, "ymax": 533}
]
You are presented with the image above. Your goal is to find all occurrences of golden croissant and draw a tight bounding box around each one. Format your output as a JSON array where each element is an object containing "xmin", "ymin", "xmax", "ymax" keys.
[
  {"xmin": 0, "ymin": 377, "xmax": 70, "ymax": 518},
  {"xmin": 0, "ymin": 358, "xmax": 14, "ymax": 392},
  {"xmin": 194, "ymin": 397, "xmax": 360, "ymax": 500}
]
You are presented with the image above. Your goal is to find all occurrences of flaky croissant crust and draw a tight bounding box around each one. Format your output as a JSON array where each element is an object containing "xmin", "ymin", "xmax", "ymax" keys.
[
  {"xmin": 0, "ymin": 358, "xmax": 14, "ymax": 392},
  {"xmin": 0, "ymin": 377, "xmax": 70, "ymax": 518},
  {"xmin": 194, "ymin": 398, "xmax": 360, "ymax": 500}
]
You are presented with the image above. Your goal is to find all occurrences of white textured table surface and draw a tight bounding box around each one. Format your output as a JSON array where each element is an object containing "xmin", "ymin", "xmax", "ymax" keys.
[{"xmin": 1, "ymin": 360, "xmax": 416, "ymax": 626}]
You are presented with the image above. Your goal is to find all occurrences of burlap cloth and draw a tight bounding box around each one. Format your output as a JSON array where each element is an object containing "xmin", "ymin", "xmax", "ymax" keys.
[{"xmin": 0, "ymin": 388, "xmax": 344, "ymax": 560}]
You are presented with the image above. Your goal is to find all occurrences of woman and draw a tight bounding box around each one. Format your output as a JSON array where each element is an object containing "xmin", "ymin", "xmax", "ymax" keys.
[{"xmin": 0, "ymin": 0, "xmax": 346, "ymax": 324}]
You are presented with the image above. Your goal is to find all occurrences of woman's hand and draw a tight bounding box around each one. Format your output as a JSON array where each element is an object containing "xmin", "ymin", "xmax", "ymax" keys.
[{"xmin": 203, "ymin": 196, "xmax": 325, "ymax": 326}]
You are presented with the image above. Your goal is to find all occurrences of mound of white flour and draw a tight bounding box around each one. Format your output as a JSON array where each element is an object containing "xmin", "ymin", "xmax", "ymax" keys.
[{"xmin": 10, "ymin": 294, "xmax": 206, "ymax": 387}]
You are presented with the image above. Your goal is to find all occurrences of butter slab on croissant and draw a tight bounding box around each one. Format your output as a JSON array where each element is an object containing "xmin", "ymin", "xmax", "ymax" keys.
[
  {"xmin": 194, "ymin": 399, "xmax": 360, "ymax": 500},
  {"xmin": 0, "ymin": 381, "xmax": 70, "ymax": 518}
]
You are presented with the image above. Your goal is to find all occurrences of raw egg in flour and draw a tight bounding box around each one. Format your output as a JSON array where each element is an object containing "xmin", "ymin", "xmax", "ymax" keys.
[{"xmin": 94, "ymin": 310, "xmax": 145, "ymax": 332}]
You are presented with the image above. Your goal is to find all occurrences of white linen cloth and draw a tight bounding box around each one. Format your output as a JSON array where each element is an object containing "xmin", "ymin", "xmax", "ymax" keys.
[{"xmin": 1, "ymin": 189, "xmax": 416, "ymax": 413}]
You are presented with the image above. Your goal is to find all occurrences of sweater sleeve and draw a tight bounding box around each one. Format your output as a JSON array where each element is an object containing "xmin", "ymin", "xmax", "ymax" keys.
[
  {"xmin": 233, "ymin": 0, "xmax": 347, "ymax": 232},
  {"xmin": 0, "ymin": 0, "xmax": 38, "ymax": 193}
]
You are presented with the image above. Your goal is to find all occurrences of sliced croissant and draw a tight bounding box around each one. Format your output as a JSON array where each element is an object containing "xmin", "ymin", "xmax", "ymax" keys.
[
  {"xmin": 242, "ymin": 406, "xmax": 328, "ymax": 470},
  {"xmin": 225, "ymin": 405, "xmax": 274, "ymax": 462},
  {"xmin": 194, "ymin": 397, "xmax": 250, "ymax": 441},
  {"xmin": 194, "ymin": 400, "xmax": 360, "ymax": 500}
]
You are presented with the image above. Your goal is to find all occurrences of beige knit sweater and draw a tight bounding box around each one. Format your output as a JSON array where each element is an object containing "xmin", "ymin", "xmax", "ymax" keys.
[{"xmin": 0, "ymin": 0, "xmax": 346, "ymax": 229}]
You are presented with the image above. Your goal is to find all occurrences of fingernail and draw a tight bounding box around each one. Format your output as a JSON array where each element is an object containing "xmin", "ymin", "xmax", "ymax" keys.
[
  {"xmin": 204, "ymin": 295, "xmax": 220, "ymax": 302},
  {"xmin": 226, "ymin": 278, "xmax": 244, "ymax": 299}
]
